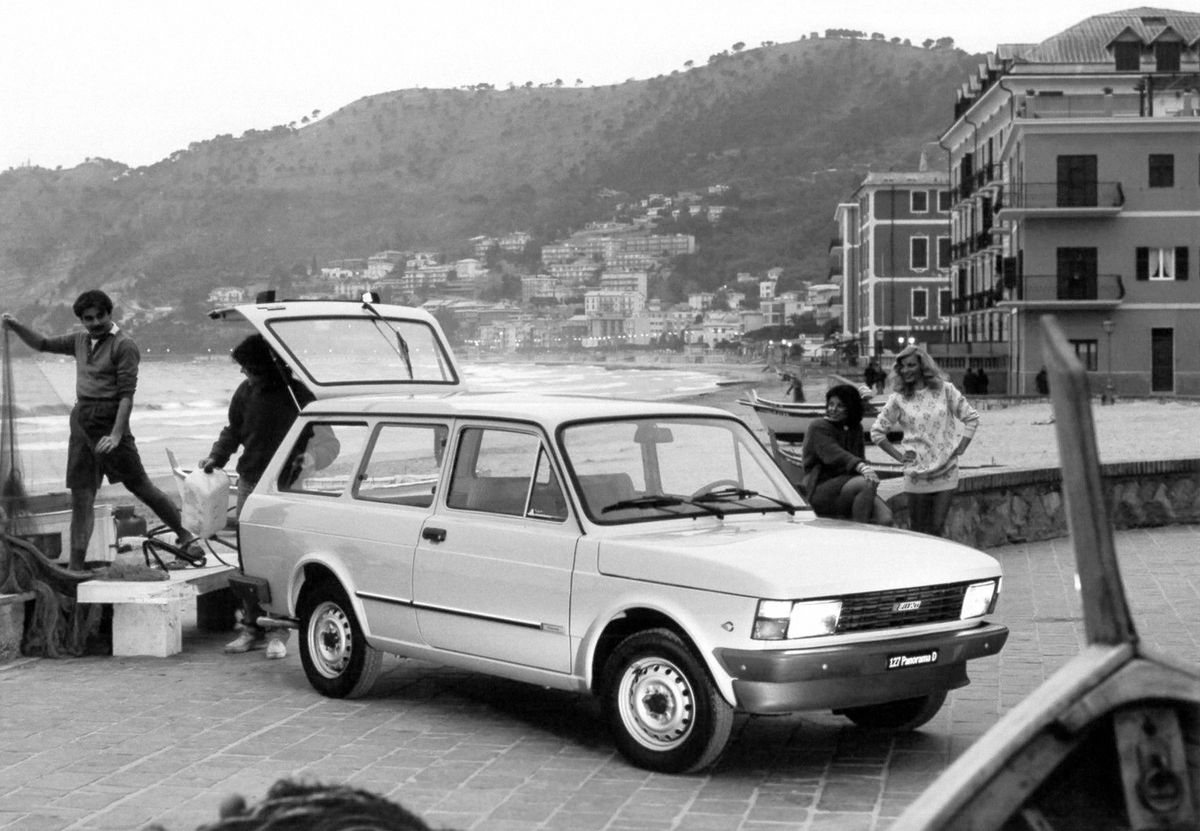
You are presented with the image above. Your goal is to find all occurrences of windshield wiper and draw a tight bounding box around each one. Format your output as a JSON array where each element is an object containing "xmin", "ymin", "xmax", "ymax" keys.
[
  {"xmin": 361, "ymin": 310, "xmax": 414, "ymax": 379},
  {"xmin": 601, "ymin": 494, "xmax": 725, "ymax": 519},
  {"xmin": 692, "ymin": 485, "xmax": 798, "ymax": 515}
]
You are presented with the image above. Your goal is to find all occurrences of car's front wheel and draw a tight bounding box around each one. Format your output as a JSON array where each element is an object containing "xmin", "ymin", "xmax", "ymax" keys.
[
  {"xmin": 298, "ymin": 579, "xmax": 383, "ymax": 699},
  {"xmin": 600, "ymin": 628, "xmax": 734, "ymax": 773},
  {"xmin": 839, "ymin": 690, "xmax": 947, "ymax": 731}
]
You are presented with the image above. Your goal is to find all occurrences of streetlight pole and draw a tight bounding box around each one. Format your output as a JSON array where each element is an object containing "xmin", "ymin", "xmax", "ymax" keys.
[{"xmin": 1101, "ymin": 318, "xmax": 1115, "ymax": 405}]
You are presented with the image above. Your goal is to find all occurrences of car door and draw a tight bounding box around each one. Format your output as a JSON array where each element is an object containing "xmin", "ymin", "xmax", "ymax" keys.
[
  {"xmin": 413, "ymin": 423, "xmax": 578, "ymax": 673},
  {"xmin": 338, "ymin": 419, "xmax": 451, "ymax": 648}
]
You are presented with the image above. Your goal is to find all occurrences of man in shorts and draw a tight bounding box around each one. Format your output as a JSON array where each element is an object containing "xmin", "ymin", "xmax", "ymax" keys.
[{"xmin": 2, "ymin": 290, "xmax": 198, "ymax": 570}]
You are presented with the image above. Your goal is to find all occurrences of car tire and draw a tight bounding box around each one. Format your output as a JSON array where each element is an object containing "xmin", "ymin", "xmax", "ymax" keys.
[
  {"xmin": 298, "ymin": 579, "xmax": 383, "ymax": 699},
  {"xmin": 840, "ymin": 690, "xmax": 948, "ymax": 731},
  {"xmin": 600, "ymin": 628, "xmax": 734, "ymax": 773}
]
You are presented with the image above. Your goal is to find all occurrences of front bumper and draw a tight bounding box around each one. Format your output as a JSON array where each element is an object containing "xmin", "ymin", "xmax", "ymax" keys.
[{"xmin": 714, "ymin": 621, "xmax": 1008, "ymax": 714}]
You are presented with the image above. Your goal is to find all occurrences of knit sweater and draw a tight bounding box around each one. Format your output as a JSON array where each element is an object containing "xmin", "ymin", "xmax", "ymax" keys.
[{"xmin": 870, "ymin": 382, "xmax": 980, "ymax": 493}]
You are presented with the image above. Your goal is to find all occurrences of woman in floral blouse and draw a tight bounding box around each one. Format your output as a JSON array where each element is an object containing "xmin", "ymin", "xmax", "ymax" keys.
[{"xmin": 870, "ymin": 345, "xmax": 979, "ymax": 537}]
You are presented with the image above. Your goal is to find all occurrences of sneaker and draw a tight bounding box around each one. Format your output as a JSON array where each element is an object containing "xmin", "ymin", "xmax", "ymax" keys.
[
  {"xmin": 224, "ymin": 629, "xmax": 266, "ymax": 654},
  {"xmin": 265, "ymin": 637, "xmax": 287, "ymax": 659}
]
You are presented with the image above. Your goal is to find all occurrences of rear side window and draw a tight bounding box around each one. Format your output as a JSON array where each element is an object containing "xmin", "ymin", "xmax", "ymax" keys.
[
  {"xmin": 277, "ymin": 422, "xmax": 367, "ymax": 496},
  {"xmin": 356, "ymin": 423, "xmax": 448, "ymax": 507},
  {"xmin": 446, "ymin": 427, "xmax": 566, "ymax": 521}
]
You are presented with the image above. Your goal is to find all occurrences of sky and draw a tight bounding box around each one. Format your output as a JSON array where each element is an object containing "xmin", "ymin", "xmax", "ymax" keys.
[{"xmin": 6, "ymin": 0, "xmax": 1200, "ymax": 172}]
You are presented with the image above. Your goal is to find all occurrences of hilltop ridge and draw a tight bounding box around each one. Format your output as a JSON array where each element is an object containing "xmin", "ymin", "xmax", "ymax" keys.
[{"xmin": 0, "ymin": 36, "xmax": 980, "ymax": 315}]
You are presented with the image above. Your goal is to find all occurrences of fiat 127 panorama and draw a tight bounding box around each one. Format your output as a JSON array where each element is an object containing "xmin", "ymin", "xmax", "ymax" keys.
[{"xmin": 220, "ymin": 298, "xmax": 1009, "ymax": 773}]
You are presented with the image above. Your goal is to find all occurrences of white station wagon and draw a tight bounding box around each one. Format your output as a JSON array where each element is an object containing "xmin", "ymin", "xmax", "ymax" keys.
[{"xmin": 219, "ymin": 298, "xmax": 1009, "ymax": 773}]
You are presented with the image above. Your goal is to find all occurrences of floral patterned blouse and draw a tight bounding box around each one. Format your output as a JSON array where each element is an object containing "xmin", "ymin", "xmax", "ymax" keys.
[{"xmin": 870, "ymin": 382, "xmax": 980, "ymax": 493}]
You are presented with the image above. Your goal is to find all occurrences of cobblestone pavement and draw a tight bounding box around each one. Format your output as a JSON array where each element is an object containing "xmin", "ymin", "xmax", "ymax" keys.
[{"xmin": 1, "ymin": 525, "xmax": 1197, "ymax": 831}]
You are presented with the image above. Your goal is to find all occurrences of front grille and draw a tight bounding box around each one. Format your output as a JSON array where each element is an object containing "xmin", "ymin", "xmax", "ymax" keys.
[{"xmin": 835, "ymin": 582, "xmax": 969, "ymax": 633}]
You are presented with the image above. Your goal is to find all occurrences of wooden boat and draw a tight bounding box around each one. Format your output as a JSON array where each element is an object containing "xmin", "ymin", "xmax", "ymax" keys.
[
  {"xmin": 738, "ymin": 386, "xmax": 883, "ymax": 444},
  {"xmin": 891, "ymin": 316, "xmax": 1199, "ymax": 830}
]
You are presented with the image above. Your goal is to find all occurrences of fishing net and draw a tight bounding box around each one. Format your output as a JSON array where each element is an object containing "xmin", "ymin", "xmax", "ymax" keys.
[{"xmin": 1, "ymin": 327, "xmax": 103, "ymax": 657}]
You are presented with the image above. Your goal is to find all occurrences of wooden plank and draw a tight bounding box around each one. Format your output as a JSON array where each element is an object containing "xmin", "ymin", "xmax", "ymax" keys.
[
  {"xmin": 890, "ymin": 643, "xmax": 1132, "ymax": 830},
  {"xmin": 1041, "ymin": 316, "xmax": 1136, "ymax": 645}
]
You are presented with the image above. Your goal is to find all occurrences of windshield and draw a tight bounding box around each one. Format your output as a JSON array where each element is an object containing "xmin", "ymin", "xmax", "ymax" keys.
[
  {"xmin": 267, "ymin": 317, "xmax": 458, "ymax": 387},
  {"xmin": 561, "ymin": 417, "xmax": 801, "ymax": 524}
]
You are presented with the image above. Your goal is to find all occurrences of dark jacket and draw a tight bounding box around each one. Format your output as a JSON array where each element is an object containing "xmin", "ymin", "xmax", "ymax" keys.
[
  {"xmin": 799, "ymin": 417, "xmax": 865, "ymax": 491},
  {"xmin": 207, "ymin": 378, "xmax": 312, "ymax": 483}
]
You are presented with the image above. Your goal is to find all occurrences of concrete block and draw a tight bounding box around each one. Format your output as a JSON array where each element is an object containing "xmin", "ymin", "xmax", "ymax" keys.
[
  {"xmin": 111, "ymin": 597, "xmax": 186, "ymax": 657},
  {"xmin": 0, "ymin": 594, "xmax": 32, "ymax": 662}
]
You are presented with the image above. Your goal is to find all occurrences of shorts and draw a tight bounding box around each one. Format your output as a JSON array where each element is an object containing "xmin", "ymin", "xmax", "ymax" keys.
[{"xmin": 66, "ymin": 399, "xmax": 148, "ymax": 489}]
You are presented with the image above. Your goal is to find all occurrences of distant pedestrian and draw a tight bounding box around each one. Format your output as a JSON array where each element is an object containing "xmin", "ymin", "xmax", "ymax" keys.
[
  {"xmin": 975, "ymin": 367, "xmax": 990, "ymax": 395},
  {"xmin": 1035, "ymin": 367, "xmax": 1050, "ymax": 395},
  {"xmin": 962, "ymin": 367, "xmax": 978, "ymax": 395},
  {"xmin": 863, "ymin": 359, "xmax": 884, "ymax": 394},
  {"xmin": 871, "ymin": 345, "xmax": 980, "ymax": 537}
]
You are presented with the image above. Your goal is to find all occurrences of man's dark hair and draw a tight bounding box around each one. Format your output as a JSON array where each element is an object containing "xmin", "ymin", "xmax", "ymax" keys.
[
  {"xmin": 826, "ymin": 383, "xmax": 865, "ymax": 427},
  {"xmin": 72, "ymin": 290, "xmax": 114, "ymax": 318},
  {"xmin": 230, "ymin": 335, "xmax": 276, "ymax": 372}
]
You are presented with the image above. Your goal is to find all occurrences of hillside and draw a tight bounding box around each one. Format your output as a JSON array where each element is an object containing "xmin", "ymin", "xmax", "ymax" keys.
[{"xmin": 0, "ymin": 37, "xmax": 980, "ymax": 319}]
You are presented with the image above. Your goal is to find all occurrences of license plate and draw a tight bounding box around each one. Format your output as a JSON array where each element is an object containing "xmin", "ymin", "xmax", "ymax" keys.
[{"xmin": 886, "ymin": 649, "xmax": 939, "ymax": 670}]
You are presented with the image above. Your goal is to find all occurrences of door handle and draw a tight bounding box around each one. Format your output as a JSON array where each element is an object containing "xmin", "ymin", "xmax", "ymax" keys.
[{"xmin": 422, "ymin": 526, "xmax": 446, "ymax": 543}]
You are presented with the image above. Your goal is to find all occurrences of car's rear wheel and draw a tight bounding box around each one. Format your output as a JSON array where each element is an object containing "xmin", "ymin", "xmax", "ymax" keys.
[
  {"xmin": 298, "ymin": 579, "xmax": 383, "ymax": 699},
  {"xmin": 600, "ymin": 628, "xmax": 734, "ymax": 773},
  {"xmin": 839, "ymin": 690, "xmax": 947, "ymax": 731}
]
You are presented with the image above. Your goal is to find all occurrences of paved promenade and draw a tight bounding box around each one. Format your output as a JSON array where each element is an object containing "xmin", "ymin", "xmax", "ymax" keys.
[{"xmin": 2, "ymin": 525, "xmax": 1198, "ymax": 831}]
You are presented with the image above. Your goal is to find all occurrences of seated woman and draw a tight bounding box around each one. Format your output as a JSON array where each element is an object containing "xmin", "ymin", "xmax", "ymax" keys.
[{"xmin": 799, "ymin": 384, "xmax": 893, "ymax": 525}]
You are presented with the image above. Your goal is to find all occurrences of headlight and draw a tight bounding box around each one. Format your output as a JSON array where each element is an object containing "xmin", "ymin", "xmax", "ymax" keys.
[
  {"xmin": 960, "ymin": 579, "xmax": 998, "ymax": 619},
  {"xmin": 753, "ymin": 599, "xmax": 842, "ymax": 640}
]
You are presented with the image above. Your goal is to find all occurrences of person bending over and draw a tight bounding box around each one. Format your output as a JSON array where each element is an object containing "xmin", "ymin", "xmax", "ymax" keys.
[{"xmin": 199, "ymin": 334, "xmax": 313, "ymax": 659}]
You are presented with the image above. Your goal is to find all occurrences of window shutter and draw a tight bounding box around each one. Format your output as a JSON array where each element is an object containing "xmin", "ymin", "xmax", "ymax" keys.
[
  {"xmin": 1178, "ymin": 247, "xmax": 1189, "ymax": 280},
  {"xmin": 1136, "ymin": 247, "xmax": 1149, "ymax": 280}
]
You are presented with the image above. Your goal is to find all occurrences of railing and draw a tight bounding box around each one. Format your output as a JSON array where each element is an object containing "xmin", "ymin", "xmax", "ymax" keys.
[
  {"xmin": 1021, "ymin": 93, "xmax": 1141, "ymax": 120},
  {"xmin": 951, "ymin": 272, "xmax": 1126, "ymax": 313},
  {"xmin": 1000, "ymin": 182, "xmax": 1124, "ymax": 210},
  {"xmin": 973, "ymin": 163, "xmax": 1000, "ymax": 188},
  {"xmin": 1007, "ymin": 273, "xmax": 1126, "ymax": 303},
  {"xmin": 951, "ymin": 288, "xmax": 1002, "ymax": 314}
]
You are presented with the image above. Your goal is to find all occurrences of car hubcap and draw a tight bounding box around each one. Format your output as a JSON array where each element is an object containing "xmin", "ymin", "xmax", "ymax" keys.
[
  {"xmin": 309, "ymin": 600, "xmax": 352, "ymax": 678},
  {"xmin": 619, "ymin": 657, "xmax": 695, "ymax": 750}
]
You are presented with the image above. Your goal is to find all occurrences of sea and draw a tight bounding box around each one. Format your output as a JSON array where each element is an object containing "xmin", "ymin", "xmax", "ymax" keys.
[{"xmin": 3, "ymin": 356, "xmax": 730, "ymax": 494}]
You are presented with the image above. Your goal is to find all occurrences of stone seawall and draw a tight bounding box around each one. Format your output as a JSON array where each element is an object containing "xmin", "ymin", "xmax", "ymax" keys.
[{"xmin": 880, "ymin": 458, "xmax": 1200, "ymax": 549}]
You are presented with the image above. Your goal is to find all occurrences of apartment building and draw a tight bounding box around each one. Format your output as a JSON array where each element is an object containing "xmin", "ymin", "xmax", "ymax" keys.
[
  {"xmin": 941, "ymin": 7, "xmax": 1200, "ymax": 395},
  {"xmin": 832, "ymin": 170, "xmax": 953, "ymax": 358}
]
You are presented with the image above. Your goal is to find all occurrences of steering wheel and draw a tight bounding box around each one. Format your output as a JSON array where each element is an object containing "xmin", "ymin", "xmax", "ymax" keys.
[{"xmin": 691, "ymin": 479, "xmax": 741, "ymax": 499}]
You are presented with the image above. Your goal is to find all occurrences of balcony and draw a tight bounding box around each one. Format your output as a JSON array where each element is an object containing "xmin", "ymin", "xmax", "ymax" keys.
[
  {"xmin": 997, "ymin": 273, "xmax": 1125, "ymax": 310},
  {"xmin": 951, "ymin": 287, "xmax": 1002, "ymax": 314},
  {"xmin": 996, "ymin": 182, "xmax": 1124, "ymax": 219}
]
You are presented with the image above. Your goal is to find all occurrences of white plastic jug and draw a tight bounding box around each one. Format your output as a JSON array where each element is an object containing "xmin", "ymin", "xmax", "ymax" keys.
[{"xmin": 181, "ymin": 468, "xmax": 232, "ymax": 539}]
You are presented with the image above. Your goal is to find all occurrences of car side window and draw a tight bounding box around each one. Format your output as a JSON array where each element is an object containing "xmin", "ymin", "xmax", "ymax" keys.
[
  {"xmin": 446, "ymin": 427, "xmax": 566, "ymax": 521},
  {"xmin": 356, "ymin": 423, "xmax": 448, "ymax": 508},
  {"xmin": 278, "ymin": 421, "xmax": 367, "ymax": 497}
]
